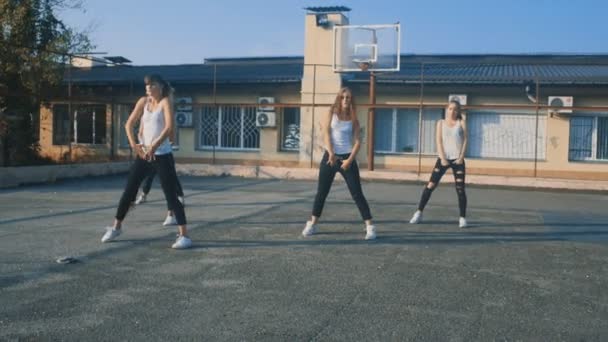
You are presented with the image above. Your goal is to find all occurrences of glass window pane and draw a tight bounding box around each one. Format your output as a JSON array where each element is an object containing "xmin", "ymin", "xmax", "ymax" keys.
[
  {"xmin": 421, "ymin": 109, "xmax": 443, "ymax": 154},
  {"xmin": 200, "ymin": 106, "xmax": 218, "ymax": 147},
  {"xmin": 52, "ymin": 104, "xmax": 70, "ymax": 145},
  {"xmin": 468, "ymin": 111, "xmax": 546, "ymax": 159},
  {"xmin": 243, "ymin": 107, "xmax": 259, "ymax": 149},
  {"xmin": 282, "ymin": 107, "xmax": 300, "ymax": 150},
  {"xmin": 94, "ymin": 105, "xmax": 106, "ymax": 144},
  {"xmin": 596, "ymin": 117, "xmax": 608, "ymax": 160},
  {"xmin": 374, "ymin": 109, "xmax": 393, "ymax": 152},
  {"xmin": 395, "ymin": 109, "xmax": 419, "ymax": 153},
  {"xmin": 221, "ymin": 106, "xmax": 242, "ymax": 148},
  {"xmin": 568, "ymin": 116, "xmax": 593, "ymax": 160}
]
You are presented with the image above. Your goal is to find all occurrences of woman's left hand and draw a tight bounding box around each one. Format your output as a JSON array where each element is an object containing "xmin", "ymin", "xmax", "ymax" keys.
[
  {"xmin": 144, "ymin": 145, "xmax": 157, "ymax": 161},
  {"xmin": 455, "ymin": 158, "xmax": 464, "ymax": 165},
  {"xmin": 341, "ymin": 159, "xmax": 353, "ymax": 171}
]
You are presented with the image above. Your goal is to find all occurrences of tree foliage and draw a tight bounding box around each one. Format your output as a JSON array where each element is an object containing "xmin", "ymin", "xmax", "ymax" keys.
[{"xmin": 0, "ymin": 0, "xmax": 93, "ymax": 165}]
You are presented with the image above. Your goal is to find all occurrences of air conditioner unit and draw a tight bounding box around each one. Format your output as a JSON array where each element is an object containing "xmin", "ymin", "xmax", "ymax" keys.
[
  {"xmin": 448, "ymin": 94, "xmax": 467, "ymax": 106},
  {"xmin": 548, "ymin": 96, "xmax": 573, "ymax": 114},
  {"xmin": 258, "ymin": 97, "xmax": 275, "ymax": 111},
  {"xmin": 175, "ymin": 97, "xmax": 193, "ymax": 111},
  {"xmin": 176, "ymin": 112, "xmax": 193, "ymax": 127},
  {"xmin": 256, "ymin": 111, "xmax": 276, "ymax": 127}
]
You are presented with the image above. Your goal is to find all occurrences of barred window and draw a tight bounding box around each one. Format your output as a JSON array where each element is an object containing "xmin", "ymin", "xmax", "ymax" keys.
[
  {"xmin": 281, "ymin": 107, "xmax": 300, "ymax": 151},
  {"xmin": 199, "ymin": 106, "xmax": 259, "ymax": 150}
]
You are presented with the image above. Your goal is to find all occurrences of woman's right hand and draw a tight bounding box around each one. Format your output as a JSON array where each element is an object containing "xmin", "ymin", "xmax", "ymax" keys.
[
  {"xmin": 327, "ymin": 152, "xmax": 337, "ymax": 167},
  {"xmin": 440, "ymin": 158, "xmax": 449, "ymax": 167},
  {"xmin": 133, "ymin": 144, "xmax": 146, "ymax": 160}
]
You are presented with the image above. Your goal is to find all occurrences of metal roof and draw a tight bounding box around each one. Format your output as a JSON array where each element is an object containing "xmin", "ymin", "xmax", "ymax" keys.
[
  {"xmin": 304, "ymin": 6, "xmax": 351, "ymax": 13},
  {"xmin": 65, "ymin": 54, "xmax": 608, "ymax": 86},
  {"xmin": 345, "ymin": 63, "xmax": 608, "ymax": 84},
  {"xmin": 66, "ymin": 59, "xmax": 303, "ymax": 85}
]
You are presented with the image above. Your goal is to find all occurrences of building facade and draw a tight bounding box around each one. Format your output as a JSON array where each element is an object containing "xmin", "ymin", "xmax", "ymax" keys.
[{"xmin": 38, "ymin": 8, "xmax": 608, "ymax": 180}]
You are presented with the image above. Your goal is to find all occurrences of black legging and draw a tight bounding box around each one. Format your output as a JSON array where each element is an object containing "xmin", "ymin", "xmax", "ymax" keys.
[
  {"xmin": 312, "ymin": 152, "xmax": 372, "ymax": 221},
  {"xmin": 417, "ymin": 158, "xmax": 467, "ymax": 217},
  {"xmin": 141, "ymin": 154, "xmax": 184, "ymax": 197},
  {"xmin": 116, "ymin": 154, "xmax": 186, "ymax": 225}
]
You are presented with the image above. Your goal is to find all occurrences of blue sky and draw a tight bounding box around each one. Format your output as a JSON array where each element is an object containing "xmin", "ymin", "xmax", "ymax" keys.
[{"xmin": 60, "ymin": 0, "xmax": 608, "ymax": 65}]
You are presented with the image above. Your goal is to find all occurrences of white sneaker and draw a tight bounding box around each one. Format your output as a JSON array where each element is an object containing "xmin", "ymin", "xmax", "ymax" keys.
[
  {"xmin": 163, "ymin": 215, "xmax": 178, "ymax": 226},
  {"xmin": 302, "ymin": 221, "xmax": 317, "ymax": 237},
  {"xmin": 135, "ymin": 193, "xmax": 147, "ymax": 205},
  {"xmin": 172, "ymin": 235, "xmax": 192, "ymax": 249},
  {"xmin": 459, "ymin": 217, "xmax": 468, "ymax": 228},
  {"xmin": 101, "ymin": 227, "xmax": 121, "ymax": 243},
  {"xmin": 409, "ymin": 210, "xmax": 423, "ymax": 224},
  {"xmin": 365, "ymin": 225, "xmax": 377, "ymax": 240},
  {"xmin": 178, "ymin": 196, "xmax": 185, "ymax": 207}
]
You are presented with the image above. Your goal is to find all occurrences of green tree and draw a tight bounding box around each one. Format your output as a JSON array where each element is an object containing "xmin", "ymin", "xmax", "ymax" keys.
[{"xmin": 0, "ymin": 0, "xmax": 93, "ymax": 166}]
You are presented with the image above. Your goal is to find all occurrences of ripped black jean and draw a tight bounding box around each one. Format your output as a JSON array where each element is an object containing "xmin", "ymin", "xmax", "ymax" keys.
[{"xmin": 416, "ymin": 158, "xmax": 467, "ymax": 217}]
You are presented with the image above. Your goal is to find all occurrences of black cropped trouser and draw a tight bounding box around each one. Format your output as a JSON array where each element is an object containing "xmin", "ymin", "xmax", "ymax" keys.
[
  {"xmin": 116, "ymin": 154, "xmax": 186, "ymax": 225},
  {"xmin": 312, "ymin": 152, "xmax": 372, "ymax": 221}
]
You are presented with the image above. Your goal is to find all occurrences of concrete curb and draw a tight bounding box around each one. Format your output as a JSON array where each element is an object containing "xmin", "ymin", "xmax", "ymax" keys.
[
  {"xmin": 1, "ymin": 162, "xmax": 606, "ymax": 192},
  {"xmin": 0, "ymin": 162, "xmax": 131, "ymax": 188},
  {"xmin": 177, "ymin": 163, "xmax": 608, "ymax": 192}
]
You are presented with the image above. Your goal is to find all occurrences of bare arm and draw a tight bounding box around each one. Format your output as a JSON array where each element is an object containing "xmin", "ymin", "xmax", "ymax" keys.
[
  {"xmin": 346, "ymin": 116, "xmax": 361, "ymax": 163},
  {"xmin": 457, "ymin": 118, "xmax": 468, "ymax": 162},
  {"xmin": 126, "ymin": 97, "xmax": 146, "ymax": 150},
  {"xmin": 436, "ymin": 120, "xmax": 448, "ymax": 163},
  {"xmin": 323, "ymin": 110, "xmax": 335, "ymax": 155},
  {"xmin": 322, "ymin": 110, "xmax": 337, "ymax": 166}
]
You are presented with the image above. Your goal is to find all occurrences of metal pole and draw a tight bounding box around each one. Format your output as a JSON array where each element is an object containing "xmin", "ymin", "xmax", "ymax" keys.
[
  {"xmin": 367, "ymin": 71, "xmax": 376, "ymax": 171},
  {"xmin": 213, "ymin": 64, "xmax": 217, "ymax": 165},
  {"xmin": 533, "ymin": 77, "xmax": 540, "ymax": 178},
  {"xmin": 417, "ymin": 63, "xmax": 425, "ymax": 175},
  {"xmin": 310, "ymin": 64, "xmax": 317, "ymax": 168},
  {"xmin": 67, "ymin": 57, "xmax": 73, "ymax": 163}
]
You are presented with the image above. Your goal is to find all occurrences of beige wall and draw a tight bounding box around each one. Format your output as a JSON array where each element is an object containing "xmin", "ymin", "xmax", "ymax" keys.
[{"xmin": 300, "ymin": 12, "xmax": 348, "ymax": 167}]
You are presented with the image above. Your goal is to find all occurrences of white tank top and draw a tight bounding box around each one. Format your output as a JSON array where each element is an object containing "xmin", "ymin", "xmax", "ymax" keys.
[
  {"xmin": 141, "ymin": 98, "xmax": 172, "ymax": 155},
  {"xmin": 330, "ymin": 113, "xmax": 353, "ymax": 155},
  {"xmin": 441, "ymin": 119, "xmax": 464, "ymax": 160}
]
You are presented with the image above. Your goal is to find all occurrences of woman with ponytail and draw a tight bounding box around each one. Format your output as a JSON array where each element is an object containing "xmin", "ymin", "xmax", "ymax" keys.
[{"xmin": 101, "ymin": 74, "xmax": 192, "ymax": 249}]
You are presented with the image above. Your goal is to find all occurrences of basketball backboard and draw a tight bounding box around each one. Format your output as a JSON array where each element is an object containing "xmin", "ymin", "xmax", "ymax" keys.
[{"xmin": 333, "ymin": 24, "xmax": 401, "ymax": 72}]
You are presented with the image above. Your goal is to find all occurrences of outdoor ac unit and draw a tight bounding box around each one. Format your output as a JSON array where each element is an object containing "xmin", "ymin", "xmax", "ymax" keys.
[
  {"xmin": 258, "ymin": 97, "xmax": 275, "ymax": 111},
  {"xmin": 448, "ymin": 94, "xmax": 467, "ymax": 106},
  {"xmin": 175, "ymin": 97, "xmax": 193, "ymax": 111},
  {"xmin": 176, "ymin": 112, "xmax": 193, "ymax": 127},
  {"xmin": 548, "ymin": 96, "xmax": 573, "ymax": 114},
  {"xmin": 256, "ymin": 111, "xmax": 276, "ymax": 127}
]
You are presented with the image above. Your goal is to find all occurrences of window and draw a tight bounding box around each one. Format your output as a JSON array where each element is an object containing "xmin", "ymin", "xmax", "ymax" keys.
[
  {"xmin": 569, "ymin": 115, "xmax": 608, "ymax": 161},
  {"xmin": 467, "ymin": 111, "xmax": 546, "ymax": 160},
  {"xmin": 374, "ymin": 108, "xmax": 442, "ymax": 154},
  {"xmin": 53, "ymin": 104, "xmax": 106, "ymax": 145},
  {"xmin": 52, "ymin": 104, "xmax": 70, "ymax": 145},
  {"xmin": 281, "ymin": 107, "xmax": 300, "ymax": 151},
  {"xmin": 74, "ymin": 104, "xmax": 106, "ymax": 144},
  {"xmin": 199, "ymin": 106, "xmax": 259, "ymax": 150}
]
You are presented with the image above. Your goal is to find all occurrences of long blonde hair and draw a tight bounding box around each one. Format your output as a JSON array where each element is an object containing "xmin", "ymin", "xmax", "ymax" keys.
[{"xmin": 331, "ymin": 87, "xmax": 356, "ymax": 119}]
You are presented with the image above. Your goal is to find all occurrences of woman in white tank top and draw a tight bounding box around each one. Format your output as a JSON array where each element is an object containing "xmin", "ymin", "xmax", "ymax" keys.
[
  {"xmin": 409, "ymin": 100, "xmax": 469, "ymax": 228},
  {"xmin": 101, "ymin": 74, "xmax": 192, "ymax": 249},
  {"xmin": 301, "ymin": 87, "xmax": 377, "ymax": 240}
]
